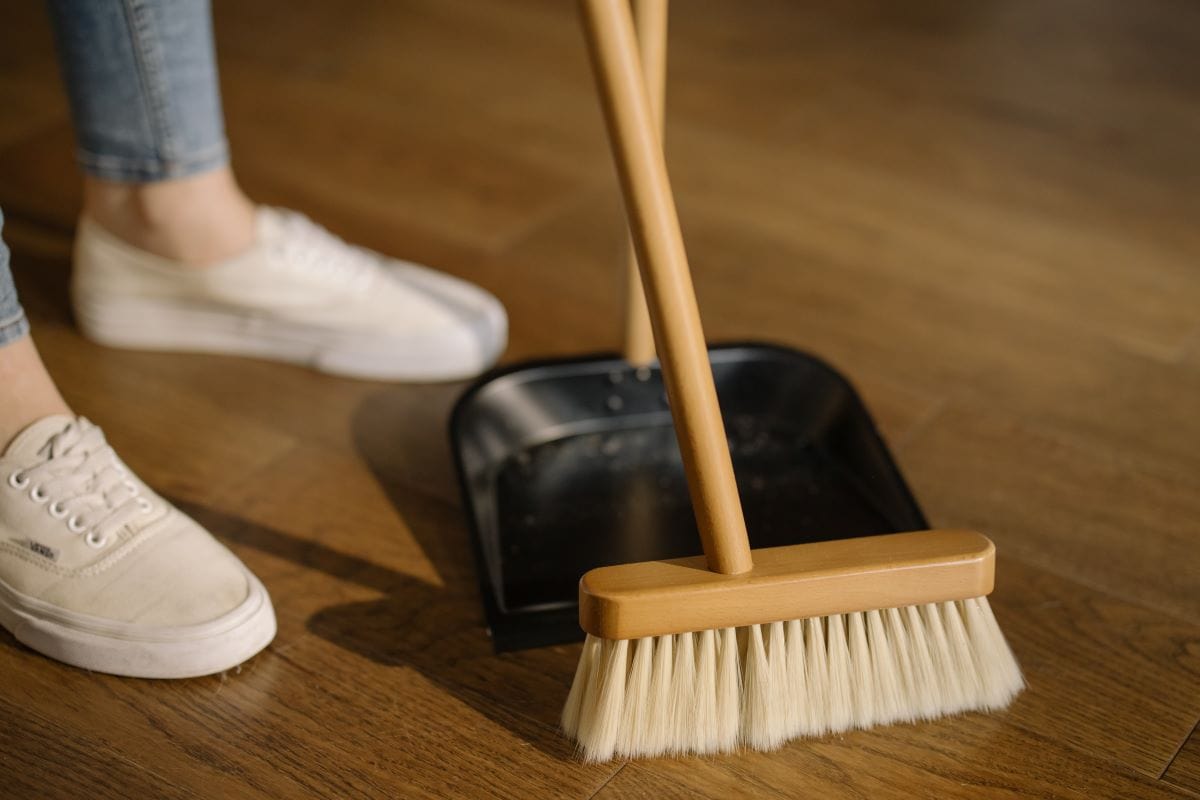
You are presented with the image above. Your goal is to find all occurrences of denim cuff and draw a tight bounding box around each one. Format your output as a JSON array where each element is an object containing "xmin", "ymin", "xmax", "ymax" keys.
[
  {"xmin": 47, "ymin": 0, "xmax": 229, "ymax": 186},
  {"xmin": 77, "ymin": 140, "xmax": 230, "ymax": 183},
  {"xmin": 0, "ymin": 310, "xmax": 30, "ymax": 348},
  {"xmin": 1, "ymin": 206, "xmax": 27, "ymax": 347}
]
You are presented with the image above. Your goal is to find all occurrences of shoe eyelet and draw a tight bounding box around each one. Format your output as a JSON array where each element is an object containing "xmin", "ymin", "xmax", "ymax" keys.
[
  {"xmin": 8, "ymin": 472, "xmax": 29, "ymax": 490},
  {"xmin": 30, "ymin": 485, "xmax": 49, "ymax": 503},
  {"xmin": 85, "ymin": 532, "xmax": 108, "ymax": 549},
  {"xmin": 49, "ymin": 501, "xmax": 69, "ymax": 519},
  {"xmin": 124, "ymin": 480, "xmax": 139, "ymax": 495},
  {"xmin": 137, "ymin": 497, "xmax": 153, "ymax": 513},
  {"xmin": 67, "ymin": 515, "xmax": 87, "ymax": 533}
]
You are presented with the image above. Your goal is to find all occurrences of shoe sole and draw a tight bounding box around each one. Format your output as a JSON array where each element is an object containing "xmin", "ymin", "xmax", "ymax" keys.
[
  {"xmin": 73, "ymin": 293, "xmax": 506, "ymax": 382},
  {"xmin": 0, "ymin": 571, "xmax": 277, "ymax": 679}
]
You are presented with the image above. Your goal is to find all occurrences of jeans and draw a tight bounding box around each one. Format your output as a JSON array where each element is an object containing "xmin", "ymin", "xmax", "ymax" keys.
[
  {"xmin": 0, "ymin": 0, "xmax": 226, "ymax": 347},
  {"xmin": 0, "ymin": 210, "xmax": 27, "ymax": 347}
]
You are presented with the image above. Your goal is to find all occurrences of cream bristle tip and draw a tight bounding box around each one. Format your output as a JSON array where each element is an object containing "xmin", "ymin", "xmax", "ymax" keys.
[{"xmin": 565, "ymin": 598, "xmax": 1023, "ymax": 761}]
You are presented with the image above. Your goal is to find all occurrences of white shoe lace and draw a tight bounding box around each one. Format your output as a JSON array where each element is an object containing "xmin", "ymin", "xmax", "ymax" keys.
[
  {"xmin": 264, "ymin": 209, "xmax": 380, "ymax": 292},
  {"xmin": 6, "ymin": 420, "xmax": 154, "ymax": 550}
]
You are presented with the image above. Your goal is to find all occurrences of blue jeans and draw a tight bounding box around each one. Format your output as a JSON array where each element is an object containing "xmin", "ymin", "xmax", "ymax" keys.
[
  {"xmin": 0, "ymin": 0, "xmax": 226, "ymax": 347},
  {"xmin": 0, "ymin": 210, "xmax": 26, "ymax": 347}
]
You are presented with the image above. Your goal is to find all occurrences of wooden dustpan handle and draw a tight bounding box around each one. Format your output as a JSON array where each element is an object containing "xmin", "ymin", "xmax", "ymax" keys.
[
  {"xmin": 621, "ymin": 0, "xmax": 665, "ymax": 366},
  {"xmin": 581, "ymin": 0, "xmax": 753, "ymax": 576}
]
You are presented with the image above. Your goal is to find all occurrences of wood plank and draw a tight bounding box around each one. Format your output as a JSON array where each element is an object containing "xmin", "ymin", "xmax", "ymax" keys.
[
  {"xmin": 666, "ymin": 2, "xmax": 1200, "ymax": 263},
  {"xmin": 668, "ymin": 127, "xmax": 1200, "ymax": 364},
  {"xmin": 0, "ymin": 4, "xmax": 69, "ymax": 151},
  {"xmin": 0, "ymin": 122, "xmax": 80, "ymax": 229},
  {"xmin": 34, "ymin": 336, "xmax": 297, "ymax": 504},
  {"xmin": 628, "ymin": 712, "xmax": 1196, "ymax": 800},
  {"xmin": 0, "ymin": 631, "xmax": 615, "ymax": 800},
  {"xmin": 0, "ymin": 694, "xmax": 202, "ymax": 800},
  {"xmin": 1181, "ymin": 330, "xmax": 1200, "ymax": 371},
  {"xmin": 215, "ymin": 0, "xmax": 610, "ymax": 183},
  {"xmin": 987, "ymin": 558, "xmax": 1200, "ymax": 777},
  {"xmin": 900, "ymin": 401, "xmax": 1200, "ymax": 622},
  {"xmin": 203, "ymin": 443, "xmax": 468, "ymax": 581},
  {"xmin": 0, "ymin": 83, "xmax": 67, "ymax": 154},
  {"xmin": 0, "ymin": 662, "xmax": 274, "ymax": 800},
  {"xmin": 669, "ymin": 192, "xmax": 1200, "ymax": 485},
  {"xmin": 266, "ymin": 635, "xmax": 620, "ymax": 799},
  {"xmin": 594, "ymin": 765, "xmax": 737, "ymax": 800},
  {"xmin": 1164, "ymin": 722, "xmax": 1200, "ymax": 796},
  {"xmin": 220, "ymin": 63, "xmax": 589, "ymax": 256}
]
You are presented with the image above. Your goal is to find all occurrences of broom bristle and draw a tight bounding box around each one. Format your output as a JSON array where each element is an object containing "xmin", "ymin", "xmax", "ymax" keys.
[
  {"xmin": 668, "ymin": 633, "xmax": 697, "ymax": 753},
  {"xmin": 616, "ymin": 636, "xmax": 653, "ymax": 756},
  {"xmin": 563, "ymin": 596, "xmax": 1023, "ymax": 762},
  {"xmin": 693, "ymin": 630, "xmax": 719, "ymax": 753},
  {"xmin": 803, "ymin": 616, "xmax": 829, "ymax": 736},
  {"xmin": 715, "ymin": 627, "xmax": 740, "ymax": 748}
]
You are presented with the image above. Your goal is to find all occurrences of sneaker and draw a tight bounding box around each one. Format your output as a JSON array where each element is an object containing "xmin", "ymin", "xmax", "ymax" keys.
[
  {"xmin": 71, "ymin": 207, "xmax": 508, "ymax": 381},
  {"xmin": 0, "ymin": 415, "xmax": 275, "ymax": 678}
]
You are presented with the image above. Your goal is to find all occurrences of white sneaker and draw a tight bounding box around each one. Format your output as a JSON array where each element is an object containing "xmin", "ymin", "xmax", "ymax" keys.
[
  {"xmin": 0, "ymin": 415, "xmax": 276, "ymax": 678},
  {"xmin": 71, "ymin": 207, "xmax": 508, "ymax": 381}
]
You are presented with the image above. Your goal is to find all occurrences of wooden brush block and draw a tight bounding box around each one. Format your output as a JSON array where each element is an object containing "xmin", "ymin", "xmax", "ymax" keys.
[{"xmin": 578, "ymin": 530, "xmax": 996, "ymax": 639}]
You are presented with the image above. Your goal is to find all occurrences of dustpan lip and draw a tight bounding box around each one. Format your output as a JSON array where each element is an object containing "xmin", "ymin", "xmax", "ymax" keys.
[{"xmin": 448, "ymin": 339, "xmax": 856, "ymax": 434}]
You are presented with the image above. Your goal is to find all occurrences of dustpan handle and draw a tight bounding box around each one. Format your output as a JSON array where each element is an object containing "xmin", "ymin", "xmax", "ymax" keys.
[
  {"xmin": 580, "ymin": 0, "xmax": 753, "ymax": 576},
  {"xmin": 621, "ymin": 0, "xmax": 665, "ymax": 366}
]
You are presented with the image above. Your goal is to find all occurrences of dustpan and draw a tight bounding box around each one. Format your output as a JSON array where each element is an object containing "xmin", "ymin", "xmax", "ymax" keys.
[{"xmin": 449, "ymin": 1, "xmax": 927, "ymax": 652}]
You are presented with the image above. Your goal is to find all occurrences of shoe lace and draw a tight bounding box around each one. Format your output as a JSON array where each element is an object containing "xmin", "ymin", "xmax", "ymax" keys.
[
  {"xmin": 265, "ymin": 209, "xmax": 380, "ymax": 292},
  {"xmin": 10, "ymin": 420, "xmax": 154, "ymax": 549}
]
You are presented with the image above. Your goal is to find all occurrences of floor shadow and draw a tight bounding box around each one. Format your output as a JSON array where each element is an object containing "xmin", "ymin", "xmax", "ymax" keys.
[
  {"xmin": 178, "ymin": 496, "xmax": 574, "ymax": 760},
  {"xmin": 0, "ymin": 627, "xmax": 37, "ymax": 657},
  {"xmin": 173, "ymin": 385, "xmax": 578, "ymax": 760}
]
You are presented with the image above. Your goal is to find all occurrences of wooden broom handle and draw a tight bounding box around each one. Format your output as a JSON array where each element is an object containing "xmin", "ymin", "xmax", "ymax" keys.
[
  {"xmin": 581, "ymin": 0, "xmax": 753, "ymax": 575},
  {"xmin": 621, "ymin": 0, "xmax": 665, "ymax": 366}
]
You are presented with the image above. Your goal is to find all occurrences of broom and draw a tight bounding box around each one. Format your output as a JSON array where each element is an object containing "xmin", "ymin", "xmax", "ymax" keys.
[{"xmin": 563, "ymin": 0, "xmax": 1024, "ymax": 762}]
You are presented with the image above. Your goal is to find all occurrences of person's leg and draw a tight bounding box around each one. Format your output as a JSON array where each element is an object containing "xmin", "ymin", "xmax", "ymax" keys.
[
  {"xmin": 82, "ymin": 169, "xmax": 255, "ymax": 266},
  {"xmin": 45, "ymin": 0, "xmax": 255, "ymax": 264},
  {"xmin": 0, "ymin": 210, "xmax": 71, "ymax": 449},
  {"xmin": 45, "ymin": 0, "xmax": 507, "ymax": 380}
]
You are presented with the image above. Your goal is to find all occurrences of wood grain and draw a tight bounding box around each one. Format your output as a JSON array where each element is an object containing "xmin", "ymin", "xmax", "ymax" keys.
[
  {"xmin": 579, "ymin": 530, "xmax": 995, "ymax": 638},
  {"xmin": 0, "ymin": 697, "xmax": 197, "ymax": 800},
  {"xmin": 1, "ymin": 0, "xmax": 1198, "ymax": 797},
  {"xmin": 900, "ymin": 401, "xmax": 1200, "ymax": 623},
  {"xmin": 625, "ymin": 713, "xmax": 1196, "ymax": 800},
  {"xmin": 1165, "ymin": 724, "xmax": 1200, "ymax": 796},
  {"xmin": 594, "ymin": 764, "xmax": 732, "ymax": 799},
  {"xmin": 621, "ymin": 0, "xmax": 667, "ymax": 367}
]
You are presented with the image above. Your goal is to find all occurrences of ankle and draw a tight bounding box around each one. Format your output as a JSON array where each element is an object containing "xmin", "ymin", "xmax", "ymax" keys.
[
  {"xmin": 0, "ymin": 336, "xmax": 72, "ymax": 451},
  {"xmin": 82, "ymin": 168, "xmax": 257, "ymax": 266}
]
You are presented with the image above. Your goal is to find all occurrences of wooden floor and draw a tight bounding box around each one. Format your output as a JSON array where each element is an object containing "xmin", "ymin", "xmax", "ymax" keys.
[{"xmin": 2, "ymin": 1, "xmax": 1199, "ymax": 797}]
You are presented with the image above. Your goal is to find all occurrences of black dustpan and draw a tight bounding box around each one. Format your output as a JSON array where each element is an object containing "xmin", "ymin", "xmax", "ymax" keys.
[
  {"xmin": 451, "ymin": 344, "xmax": 926, "ymax": 652},
  {"xmin": 448, "ymin": 4, "xmax": 926, "ymax": 652}
]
